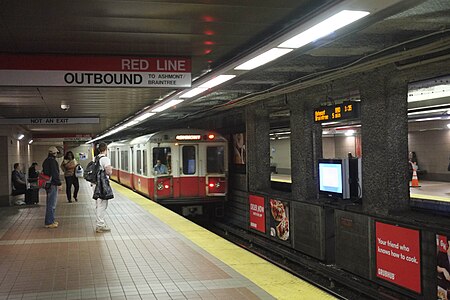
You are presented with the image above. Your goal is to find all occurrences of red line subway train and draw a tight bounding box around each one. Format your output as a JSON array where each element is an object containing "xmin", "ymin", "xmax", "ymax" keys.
[{"xmin": 107, "ymin": 129, "xmax": 228, "ymax": 217}]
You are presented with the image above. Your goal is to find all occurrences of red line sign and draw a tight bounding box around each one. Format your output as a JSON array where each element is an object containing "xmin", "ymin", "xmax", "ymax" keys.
[{"xmin": 0, "ymin": 54, "xmax": 191, "ymax": 87}]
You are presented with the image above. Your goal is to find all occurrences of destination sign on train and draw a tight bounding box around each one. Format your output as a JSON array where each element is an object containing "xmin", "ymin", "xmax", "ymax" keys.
[
  {"xmin": 0, "ymin": 54, "xmax": 191, "ymax": 88},
  {"xmin": 314, "ymin": 101, "xmax": 360, "ymax": 123}
]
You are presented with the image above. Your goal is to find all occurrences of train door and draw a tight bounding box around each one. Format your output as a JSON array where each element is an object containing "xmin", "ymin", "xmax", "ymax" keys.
[
  {"xmin": 152, "ymin": 146, "xmax": 173, "ymax": 199},
  {"xmin": 179, "ymin": 144, "xmax": 199, "ymax": 197},
  {"xmin": 205, "ymin": 145, "xmax": 227, "ymax": 196},
  {"xmin": 129, "ymin": 147, "xmax": 134, "ymax": 189}
]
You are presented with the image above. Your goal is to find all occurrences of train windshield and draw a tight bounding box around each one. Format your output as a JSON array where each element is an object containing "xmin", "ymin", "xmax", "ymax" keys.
[
  {"xmin": 153, "ymin": 147, "xmax": 171, "ymax": 174},
  {"xmin": 207, "ymin": 146, "xmax": 225, "ymax": 173}
]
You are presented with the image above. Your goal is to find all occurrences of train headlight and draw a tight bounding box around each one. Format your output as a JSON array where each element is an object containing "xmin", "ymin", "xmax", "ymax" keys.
[{"xmin": 208, "ymin": 182, "xmax": 220, "ymax": 188}]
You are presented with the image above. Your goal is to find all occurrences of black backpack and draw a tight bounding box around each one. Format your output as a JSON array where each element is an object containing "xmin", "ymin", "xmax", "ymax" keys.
[{"xmin": 84, "ymin": 156, "xmax": 100, "ymax": 183}]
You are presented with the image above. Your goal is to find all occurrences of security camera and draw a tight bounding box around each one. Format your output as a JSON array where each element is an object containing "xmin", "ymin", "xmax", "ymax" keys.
[{"xmin": 60, "ymin": 104, "xmax": 70, "ymax": 111}]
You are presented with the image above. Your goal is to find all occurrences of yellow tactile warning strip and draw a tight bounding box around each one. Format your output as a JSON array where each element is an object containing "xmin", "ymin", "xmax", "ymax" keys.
[
  {"xmin": 111, "ymin": 182, "xmax": 336, "ymax": 300},
  {"xmin": 410, "ymin": 193, "xmax": 450, "ymax": 203}
]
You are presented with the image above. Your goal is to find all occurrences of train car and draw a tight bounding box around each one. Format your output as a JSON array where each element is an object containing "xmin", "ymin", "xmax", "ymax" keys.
[
  {"xmin": 110, "ymin": 139, "xmax": 134, "ymax": 189},
  {"xmin": 107, "ymin": 140, "xmax": 126, "ymax": 182},
  {"xmin": 110, "ymin": 129, "xmax": 228, "ymax": 217}
]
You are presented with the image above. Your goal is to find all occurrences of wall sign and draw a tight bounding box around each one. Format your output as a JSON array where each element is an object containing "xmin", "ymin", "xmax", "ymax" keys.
[
  {"xmin": 375, "ymin": 222, "xmax": 421, "ymax": 293},
  {"xmin": 0, "ymin": 54, "xmax": 191, "ymax": 87},
  {"xmin": 249, "ymin": 195, "xmax": 265, "ymax": 233},
  {"xmin": 0, "ymin": 118, "xmax": 99, "ymax": 125},
  {"xmin": 314, "ymin": 101, "xmax": 360, "ymax": 122}
]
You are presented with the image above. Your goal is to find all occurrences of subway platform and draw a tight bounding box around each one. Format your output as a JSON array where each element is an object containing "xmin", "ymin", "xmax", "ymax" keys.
[{"xmin": 0, "ymin": 181, "xmax": 333, "ymax": 300}]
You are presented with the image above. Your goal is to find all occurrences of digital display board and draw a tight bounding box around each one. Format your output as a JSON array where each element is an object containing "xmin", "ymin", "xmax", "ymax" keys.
[{"xmin": 314, "ymin": 101, "xmax": 360, "ymax": 122}]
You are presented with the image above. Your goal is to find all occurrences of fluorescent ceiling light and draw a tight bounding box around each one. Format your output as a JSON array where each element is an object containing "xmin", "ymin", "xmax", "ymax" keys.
[
  {"xmin": 408, "ymin": 84, "xmax": 450, "ymax": 102},
  {"xmin": 408, "ymin": 108, "xmax": 450, "ymax": 116},
  {"xmin": 278, "ymin": 10, "xmax": 370, "ymax": 48},
  {"xmin": 235, "ymin": 48, "xmax": 293, "ymax": 71},
  {"xmin": 200, "ymin": 75, "xmax": 236, "ymax": 88},
  {"xmin": 180, "ymin": 87, "xmax": 207, "ymax": 99},
  {"xmin": 124, "ymin": 120, "xmax": 139, "ymax": 127},
  {"xmin": 345, "ymin": 130, "xmax": 355, "ymax": 136},
  {"xmin": 135, "ymin": 112, "xmax": 155, "ymax": 122},
  {"xmin": 18, "ymin": 134, "xmax": 24, "ymax": 140},
  {"xmin": 28, "ymin": 140, "xmax": 33, "ymax": 144},
  {"xmin": 412, "ymin": 116, "xmax": 447, "ymax": 122},
  {"xmin": 151, "ymin": 99, "xmax": 184, "ymax": 112}
]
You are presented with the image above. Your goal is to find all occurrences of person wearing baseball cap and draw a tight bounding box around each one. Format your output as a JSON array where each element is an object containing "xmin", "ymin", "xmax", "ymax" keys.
[{"xmin": 42, "ymin": 146, "xmax": 62, "ymax": 228}]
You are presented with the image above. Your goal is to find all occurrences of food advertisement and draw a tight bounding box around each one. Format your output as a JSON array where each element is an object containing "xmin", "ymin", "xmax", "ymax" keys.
[
  {"xmin": 437, "ymin": 234, "xmax": 450, "ymax": 300},
  {"xmin": 375, "ymin": 222, "xmax": 421, "ymax": 293},
  {"xmin": 269, "ymin": 199, "xmax": 290, "ymax": 242},
  {"xmin": 249, "ymin": 195, "xmax": 265, "ymax": 233}
]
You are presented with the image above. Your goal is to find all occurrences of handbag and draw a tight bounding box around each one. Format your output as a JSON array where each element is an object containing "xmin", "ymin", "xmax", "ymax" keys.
[
  {"xmin": 37, "ymin": 173, "xmax": 52, "ymax": 189},
  {"xmin": 75, "ymin": 165, "xmax": 84, "ymax": 178}
]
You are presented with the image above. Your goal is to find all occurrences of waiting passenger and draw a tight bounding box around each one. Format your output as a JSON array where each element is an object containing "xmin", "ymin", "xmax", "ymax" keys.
[
  {"xmin": 28, "ymin": 162, "xmax": 39, "ymax": 185},
  {"xmin": 154, "ymin": 159, "xmax": 168, "ymax": 175},
  {"xmin": 11, "ymin": 163, "xmax": 27, "ymax": 196},
  {"xmin": 93, "ymin": 142, "xmax": 114, "ymax": 233},
  {"xmin": 43, "ymin": 146, "xmax": 62, "ymax": 229},
  {"xmin": 61, "ymin": 151, "xmax": 80, "ymax": 203},
  {"xmin": 408, "ymin": 151, "xmax": 419, "ymax": 180}
]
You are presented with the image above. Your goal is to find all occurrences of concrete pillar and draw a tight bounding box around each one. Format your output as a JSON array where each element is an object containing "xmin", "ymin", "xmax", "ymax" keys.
[
  {"xmin": 288, "ymin": 92, "xmax": 323, "ymax": 202},
  {"xmin": 359, "ymin": 67, "xmax": 409, "ymax": 214},
  {"xmin": 246, "ymin": 103, "xmax": 270, "ymax": 192}
]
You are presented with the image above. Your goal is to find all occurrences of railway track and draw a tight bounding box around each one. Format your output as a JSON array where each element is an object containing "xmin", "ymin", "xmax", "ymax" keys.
[{"xmin": 202, "ymin": 221, "xmax": 413, "ymax": 300}]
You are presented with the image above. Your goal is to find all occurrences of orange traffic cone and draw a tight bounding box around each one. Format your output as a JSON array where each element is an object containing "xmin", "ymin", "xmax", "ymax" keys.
[{"xmin": 410, "ymin": 169, "xmax": 421, "ymax": 188}]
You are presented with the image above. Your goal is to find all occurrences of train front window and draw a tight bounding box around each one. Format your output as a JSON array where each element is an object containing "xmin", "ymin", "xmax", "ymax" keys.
[
  {"xmin": 152, "ymin": 147, "xmax": 171, "ymax": 174},
  {"xmin": 207, "ymin": 146, "xmax": 224, "ymax": 173},
  {"xmin": 182, "ymin": 146, "xmax": 196, "ymax": 175}
]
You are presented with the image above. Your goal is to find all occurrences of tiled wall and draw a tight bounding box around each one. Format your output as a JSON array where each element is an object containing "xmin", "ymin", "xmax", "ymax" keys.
[
  {"xmin": 408, "ymin": 130, "xmax": 450, "ymax": 179},
  {"xmin": 323, "ymin": 136, "xmax": 357, "ymax": 159},
  {"xmin": 0, "ymin": 129, "xmax": 33, "ymax": 206},
  {"xmin": 322, "ymin": 136, "xmax": 336, "ymax": 158},
  {"xmin": 270, "ymin": 138, "xmax": 291, "ymax": 174}
]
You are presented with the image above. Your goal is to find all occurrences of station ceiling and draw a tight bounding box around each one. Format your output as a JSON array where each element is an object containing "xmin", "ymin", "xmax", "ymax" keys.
[{"xmin": 0, "ymin": 0, "xmax": 449, "ymax": 141}]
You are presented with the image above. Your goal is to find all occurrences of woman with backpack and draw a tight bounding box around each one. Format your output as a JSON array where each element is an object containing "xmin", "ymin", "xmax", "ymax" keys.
[{"xmin": 61, "ymin": 151, "xmax": 79, "ymax": 203}]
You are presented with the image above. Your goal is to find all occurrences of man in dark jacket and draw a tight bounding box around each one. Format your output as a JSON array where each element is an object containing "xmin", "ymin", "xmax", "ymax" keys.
[
  {"xmin": 42, "ymin": 146, "xmax": 61, "ymax": 228},
  {"xmin": 11, "ymin": 163, "xmax": 27, "ymax": 195}
]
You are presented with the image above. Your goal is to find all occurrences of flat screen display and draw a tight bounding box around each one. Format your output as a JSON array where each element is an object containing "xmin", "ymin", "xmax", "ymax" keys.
[{"xmin": 319, "ymin": 162, "xmax": 343, "ymax": 193}]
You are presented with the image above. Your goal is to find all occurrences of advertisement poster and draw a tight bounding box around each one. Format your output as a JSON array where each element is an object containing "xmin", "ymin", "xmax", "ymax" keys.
[
  {"xmin": 249, "ymin": 195, "xmax": 265, "ymax": 233},
  {"xmin": 437, "ymin": 234, "xmax": 450, "ymax": 300},
  {"xmin": 269, "ymin": 199, "xmax": 290, "ymax": 242},
  {"xmin": 232, "ymin": 133, "xmax": 246, "ymax": 164},
  {"xmin": 375, "ymin": 222, "xmax": 421, "ymax": 293}
]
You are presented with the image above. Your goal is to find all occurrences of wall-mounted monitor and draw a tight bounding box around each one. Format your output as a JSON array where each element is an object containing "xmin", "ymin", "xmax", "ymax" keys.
[{"xmin": 318, "ymin": 158, "xmax": 362, "ymax": 200}]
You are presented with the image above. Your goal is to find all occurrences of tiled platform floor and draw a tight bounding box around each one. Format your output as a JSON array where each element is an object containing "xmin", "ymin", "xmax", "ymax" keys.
[{"xmin": 0, "ymin": 182, "xmax": 275, "ymax": 300}]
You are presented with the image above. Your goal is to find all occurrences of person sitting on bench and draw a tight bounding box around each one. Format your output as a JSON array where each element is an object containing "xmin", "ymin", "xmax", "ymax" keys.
[{"xmin": 11, "ymin": 163, "xmax": 27, "ymax": 195}]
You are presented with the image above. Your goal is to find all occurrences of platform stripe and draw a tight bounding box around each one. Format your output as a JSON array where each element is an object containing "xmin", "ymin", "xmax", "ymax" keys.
[{"xmin": 111, "ymin": 182, "xmax": 336, "ymax": 300}]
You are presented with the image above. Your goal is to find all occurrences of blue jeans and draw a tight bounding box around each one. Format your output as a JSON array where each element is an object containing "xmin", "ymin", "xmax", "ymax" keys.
[{"xmin": 45, "ymin": 185, "xmax": 58, "ymax": 225}]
